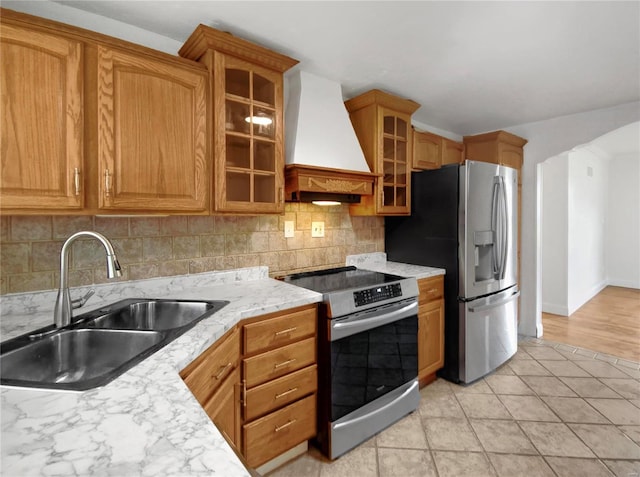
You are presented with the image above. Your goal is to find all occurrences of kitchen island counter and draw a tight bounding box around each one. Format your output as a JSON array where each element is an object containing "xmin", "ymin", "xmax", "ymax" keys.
[{"xmin": 0, "ymin": 267, "xmax": 322, "ymax": 477}]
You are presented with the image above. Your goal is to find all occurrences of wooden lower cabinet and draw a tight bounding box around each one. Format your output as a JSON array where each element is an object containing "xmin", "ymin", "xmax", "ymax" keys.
[
  {"xmin": 240, "ymin": 304, "xmax": 318, "ymax": 468},
  {"xmin": 417, "ymin": 276, "xmax": 445, "ymax": 383},
  {"xmin": 180, "ymin": 326, "xmax": 241, "ymax": 449},
  {"xmin": 181, "ymin": 327, "xmax": 240, "ymax": 404},
  {"xmin": 242, "ymin": 394, "xmax": 316, "ymax": 468},
  {"xmin": 203, "ymin": 367, "xmax": 241, "ymax": 447},
  {"xmin": 181, "ymin": 304, "xmax": 318, "ymax": 470},
  {"xmin": 244, "ymin": 365, "xmax": 317, "ymax": 422},
  {"xmin": 418, "ymin": 300, "xmax": 445, "ymax": 380},
  {"xmin": 243, "ymin": 337, "xmax": 316, "ymax": 388}
]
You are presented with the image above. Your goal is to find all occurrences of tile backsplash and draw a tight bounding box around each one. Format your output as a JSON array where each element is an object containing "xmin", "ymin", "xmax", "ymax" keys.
[{"xmin": 0, "ymin": 204, "xmax": 384, "ymax": 295}]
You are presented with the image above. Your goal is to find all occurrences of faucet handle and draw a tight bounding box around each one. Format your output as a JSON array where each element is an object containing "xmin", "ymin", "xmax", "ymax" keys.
[{"xmin": 72, "ymin": 288, "xmax": 95, "ymax": 309}]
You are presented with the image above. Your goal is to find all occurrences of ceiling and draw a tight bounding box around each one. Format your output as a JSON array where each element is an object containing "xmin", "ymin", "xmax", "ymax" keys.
[{"xmin": 7, "ymin": 1, "xmax": 640, "ymax": 136}]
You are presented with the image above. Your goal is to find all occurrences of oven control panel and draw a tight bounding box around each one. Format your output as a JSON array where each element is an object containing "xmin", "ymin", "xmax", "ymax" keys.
[{"xmin": 353, "ymin": 283, "xmax": 403, "ymax": 307}]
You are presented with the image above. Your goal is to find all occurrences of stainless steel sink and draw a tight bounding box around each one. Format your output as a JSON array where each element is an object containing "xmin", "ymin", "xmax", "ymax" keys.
[
  {"xmin": 83, "ymin": 300, "xmax": 217, "ymax": 331},
  {"xmin": 0, "ymin": 298, "xmax": 228, "ymax": 391},
  {"xmin": 1, "ymin": 329, "xmax": 163, "ymax": 389}
]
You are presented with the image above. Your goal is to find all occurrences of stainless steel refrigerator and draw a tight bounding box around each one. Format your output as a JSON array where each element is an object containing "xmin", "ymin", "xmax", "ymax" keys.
[{"xmin": 386, "ymin": 160, "xmax": 520, "ymax": 384}]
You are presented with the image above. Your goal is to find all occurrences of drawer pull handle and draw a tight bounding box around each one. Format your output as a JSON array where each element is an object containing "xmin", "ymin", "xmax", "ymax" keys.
[
  {"xmin": 274, "ymin": 358, "xmax": 296, "ymax": 369},
  {"xmin": 275, "ymin": 419, "xmax": 296, "ymax": 432},
  {"xmin": 213, "ymin": 362, "xmax": 232, "ymax": 380},
  {"xmin": 275, "ymin": 387, "xmax": 298, "ymax": 399},
  {"xmin": 242, "ymin": 379, "xmax": 247, "ymax": 408},
  {"xmin": 274, "ymin": 327, "xmax": 297, "ymax": 336}
]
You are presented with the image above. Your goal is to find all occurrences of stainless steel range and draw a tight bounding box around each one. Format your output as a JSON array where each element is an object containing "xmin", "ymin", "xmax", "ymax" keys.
[{"xmin": 284, "ymin": 266, "xmax": 420, "ymax": 459}]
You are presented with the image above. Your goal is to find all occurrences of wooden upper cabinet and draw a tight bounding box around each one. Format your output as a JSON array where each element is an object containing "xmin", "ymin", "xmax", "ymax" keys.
[
  {"xmin": 179, "ymin": 26, "xmax": 298, "ymax": 214},
  {"xmin": 0, "ymin": 21, "xmax": 83, "ymax": 211},
  {"xmin": 442, "ymin": 137, "xmax": 465, "ymax": 166},
  {"xmin": 96, "ymin": 46, "xmax": 208, "ymax": 212},
  {"xmin": 345, "ymin": 90, "xmax": 420, "ymax": 216},
  {"xmin": 463, "ymin": 130, "xmax": 527, "ymax": 170},
  {"xmin": 413, "ymin": 130, "xmax": 464, "ymax": 171},
  {"xmin": 412, "ymin": 129, "xmax": 442, "ymax": 170}
]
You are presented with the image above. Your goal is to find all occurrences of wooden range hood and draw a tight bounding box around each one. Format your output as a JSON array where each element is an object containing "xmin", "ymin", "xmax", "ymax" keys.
[
  {"xmin": 284, "ymin": 71, "xmax": 377, "ymax": 204},
  {"xmin": 285, "ymin": 164, "xmax": 378, "ymax": 204}
]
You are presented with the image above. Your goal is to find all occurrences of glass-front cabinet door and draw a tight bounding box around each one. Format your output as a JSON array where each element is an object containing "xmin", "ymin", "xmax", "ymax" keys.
[
  {"xmin": 379, "ymin": 108, "xmax": 411, "ymax": 215},
  {"xmin": 215, "ymin": 55, "xmax": 284, "ymax": 213}
]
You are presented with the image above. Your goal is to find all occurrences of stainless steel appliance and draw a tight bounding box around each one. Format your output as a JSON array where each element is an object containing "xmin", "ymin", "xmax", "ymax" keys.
[
  {"xmin": 386, "ymin": 160, "xmax": 520, "ymax": 384},
  {"xmin": 284, "ymin": 266, "xmax": 420, "ymax": 459}
]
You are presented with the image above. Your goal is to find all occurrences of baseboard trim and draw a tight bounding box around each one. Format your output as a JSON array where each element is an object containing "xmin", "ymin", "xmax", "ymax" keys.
[
  {"xmin": 607, "ymin": 278, "xmax": 640, "ymax": 289},
  {"xmin": 542, "ymin": 303, "xmax": 569, "ymax": 316}
]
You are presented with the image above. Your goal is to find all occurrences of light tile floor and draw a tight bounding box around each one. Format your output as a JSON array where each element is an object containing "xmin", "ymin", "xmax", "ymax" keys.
[{"xmin": 267, "ymin": 338, "xmax": 640, "ymax": 477}]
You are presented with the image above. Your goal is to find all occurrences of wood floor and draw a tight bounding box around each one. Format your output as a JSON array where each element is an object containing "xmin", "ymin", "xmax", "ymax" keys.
[{"xmin": 542, "ymin": 286, "xmax": 640, "ymax": 362}]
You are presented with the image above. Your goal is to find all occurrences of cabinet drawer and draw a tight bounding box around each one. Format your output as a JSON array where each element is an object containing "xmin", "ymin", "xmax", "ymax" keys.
[
  {"xmin": 243, "ymin": 306, "xmax": 316, "ymax": 355},
  {"xmin": 243, "ymin": 394, "xmax": 316, "ymax": 468},
  {"xmin": 181, "ymin": 327, "xmax": 240, "ymax": 405},
  {"xmin": 418, "ymin": 276, "xmax": 444, "ymax": 305},
  {"xmin": 245, "ymin": 365, "xmax": 317, "ymax": 421},
  {"xmin": 243, "ymin": 337, "xmax": 316, "ymax": 388}
]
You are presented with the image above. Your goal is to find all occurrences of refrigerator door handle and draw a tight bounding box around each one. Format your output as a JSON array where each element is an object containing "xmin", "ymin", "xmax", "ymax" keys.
[
  {"xmin": 468, "ymin": 289, "xmax": 520, "ymax": 312},
  {"xmin": 491, "ymin": 179, "xmax": 500, "ymax": 276},
  {"xmin": 498, "ymin": 177, "xmax": 509, "ymax": 280}
]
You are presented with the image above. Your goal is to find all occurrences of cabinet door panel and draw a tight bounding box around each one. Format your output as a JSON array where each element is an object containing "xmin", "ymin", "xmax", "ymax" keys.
[
  {"xmin": 442, "ymin": 138, "xmax": 464, "ymax": 166},
  {"xmin": 181, "ymin": 327, "xmax": 240, "ymax": 406},
  {"xmin": 97, "ymin": 46, "xmax": 207, "ymax": 211},
  {"xmin": 214, "ymin": 54, "xmax": 283, "ymax": 213},
  {"xmin": 377, "ymin": 108, "xmax": 412, "ymax": 215},
  {"xmin": 498, "ymin": 143, "xmax": 524, "ymax": 169},
  {"xmin": 203, "ymin": 367, "xmax": 240, "ymax": 448},
  {"xmin": 418, "ymin": 300, "xmax": 445, "ymax": 378},
  {"xmin": 413, "ymin": 130, "xmax": 442, "ymax": 170},
  {"xmin": 0, "ymin": 23, "xmax": 83, "ymax": 210}
]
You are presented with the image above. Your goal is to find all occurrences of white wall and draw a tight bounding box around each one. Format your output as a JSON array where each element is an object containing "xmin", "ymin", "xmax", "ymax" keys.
[
  {"xmin": 566, "ymin": 149, "xmax": 609, "ymax": 314},
  {"xmin": 541, "ymin": 154, "xmax": 569, "ymax": 315},
  {"xmin": 506, "ymin": 102, "xmax": 640, "ymax": 336},
  {"xmin": 607, "ymin": 153, "xmax": 640, "ymax": 288}
]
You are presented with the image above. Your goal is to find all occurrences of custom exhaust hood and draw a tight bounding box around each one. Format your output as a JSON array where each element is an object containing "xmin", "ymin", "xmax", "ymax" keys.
[{"xmin": 284, "ymin": 71, "xmax": 377, "ymax": 205}]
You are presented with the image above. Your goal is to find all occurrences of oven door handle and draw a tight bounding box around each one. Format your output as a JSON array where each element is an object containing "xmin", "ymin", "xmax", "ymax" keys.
[
  {"xmin": 330, "ymin": 299, "xmax": 418, "ymax": 341},
  {"xmin": 332, "ymin": 379, "xmax": 419, "ymax": 430}
]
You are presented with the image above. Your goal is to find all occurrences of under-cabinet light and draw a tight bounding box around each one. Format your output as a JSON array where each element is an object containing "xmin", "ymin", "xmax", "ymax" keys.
[{"xmin": 312, "ymin": 200, "xmax": 341, "ymax": 206}]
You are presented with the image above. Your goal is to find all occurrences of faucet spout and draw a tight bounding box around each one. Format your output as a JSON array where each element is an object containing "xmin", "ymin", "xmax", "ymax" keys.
[{"xmin": 54, "ymin": 231, "xmax": 122, "ymax": 328}]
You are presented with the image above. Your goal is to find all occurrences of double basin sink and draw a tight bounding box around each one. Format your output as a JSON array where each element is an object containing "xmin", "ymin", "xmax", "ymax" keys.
[{"xmin": 0, "ymin": 298, "xmax": 228, "ymax": 391}]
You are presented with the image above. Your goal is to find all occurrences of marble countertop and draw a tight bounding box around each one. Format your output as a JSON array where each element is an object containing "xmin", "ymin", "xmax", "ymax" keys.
[
  {"xmin": 0, "ymin": 267, "xmax": 322, "ymax": 477},
  {"xmin": 346, "ymin": 252, "xmax": 446, "ymax": 280}
]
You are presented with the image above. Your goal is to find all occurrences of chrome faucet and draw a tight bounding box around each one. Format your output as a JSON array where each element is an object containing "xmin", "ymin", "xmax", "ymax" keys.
[{"xmin": 54, "ymin": 231, "xmax": 122, "ymax": 328}]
